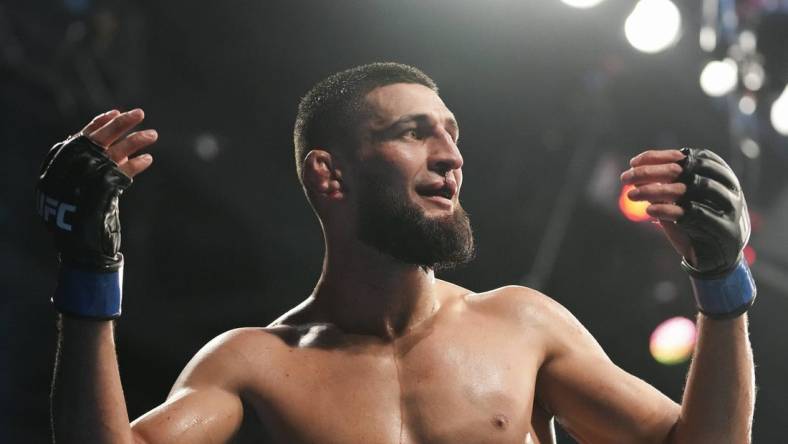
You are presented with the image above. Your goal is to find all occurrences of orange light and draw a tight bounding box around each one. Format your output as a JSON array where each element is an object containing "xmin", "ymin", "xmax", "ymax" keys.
[
  {"xmin": 618, "ymin": 184, "xmax": 651, "ymax": 222},
  {"xmin": 744, "ymin": 245, "xmax": 757, "ymax": 265}
]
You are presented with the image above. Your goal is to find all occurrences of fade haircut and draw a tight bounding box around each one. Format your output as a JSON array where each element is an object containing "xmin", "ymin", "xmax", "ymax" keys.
[{"xmin": 293, "ymin": 62, "xmax": 438, "ymax": 185}]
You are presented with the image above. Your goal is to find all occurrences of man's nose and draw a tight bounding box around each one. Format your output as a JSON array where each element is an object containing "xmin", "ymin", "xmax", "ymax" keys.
[{"xmin": 429, "ymin": 128, "xmax": 463, "ymax": 174}]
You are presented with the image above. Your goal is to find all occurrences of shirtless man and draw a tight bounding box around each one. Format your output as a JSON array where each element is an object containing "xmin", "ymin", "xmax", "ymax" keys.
[{"xmin": 40, "ymin": 63, "xmax": 756, "ymax": 443}]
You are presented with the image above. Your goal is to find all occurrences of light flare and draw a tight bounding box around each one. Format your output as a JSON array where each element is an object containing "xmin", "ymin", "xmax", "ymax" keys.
[
  {"xmin": 650, "ymin": 316, "xmax": 696, "ymax": 365},
  {"xmin": 625, "ymin": 0, "xmax": 682, "ymax": 54},
  {"xmin": 619, "ymin": 184, "xmax": 651, "ymax": 222}
]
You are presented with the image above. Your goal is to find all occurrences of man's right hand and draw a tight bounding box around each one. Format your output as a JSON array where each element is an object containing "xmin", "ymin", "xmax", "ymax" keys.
[
  {"xmin": 77, "ymin": 108, "xmax": 158, "ymax": 178},
  {"xmin": 45, "ymin": 111, "xmax": 247, "ymax": 444},
  {"xmin": 37, "ymin": 109, "xmax": 157, "ymax": 319}
]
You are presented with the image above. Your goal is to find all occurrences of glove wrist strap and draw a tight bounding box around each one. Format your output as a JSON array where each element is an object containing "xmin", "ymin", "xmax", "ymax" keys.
[
  {"xmin": 52, "ymin": 260, "xmax": 123, "ymax": 320},
  {"xmin": 683, "ymin": 257, "xmax": 756, "ymax": 319}
]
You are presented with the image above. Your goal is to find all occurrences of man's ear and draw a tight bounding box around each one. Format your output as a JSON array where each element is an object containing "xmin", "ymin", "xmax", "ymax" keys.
[{"xmin": 302, "ymin": 149, "xmax": 345, "ymax": 200}]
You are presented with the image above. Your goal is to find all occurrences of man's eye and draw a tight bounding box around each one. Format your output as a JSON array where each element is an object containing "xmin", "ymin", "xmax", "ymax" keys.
[{"xmin": 403, "ymin": 128, "xmax": 421, "ymax": 139}]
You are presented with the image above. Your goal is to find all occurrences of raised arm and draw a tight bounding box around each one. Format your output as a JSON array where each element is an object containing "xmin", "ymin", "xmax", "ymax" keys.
[
  {"xmin": 43, "ymin": 111, "xmax": 244, "ymax": 443},
  {"xmin": 52, "ymin": 317, "xmax": 134, "ymax": 443},
  {"xmin": 532, "ymin": 147, "xmax": 755, "ymax": 443},
  {"xmin": 131, "ymin": 330, "xmax": 249, "ymax": 443},
  {"xmin": 624, "ymin": 148, "xmax": 756, "ymax": 442},
  {"xmin": 532, "ymin": 293, "xmax": 680, "ymax": 443},
  {"xmin": 53, "ymin": 318, "xmax": 247, "ymax": 444},
  {"xmin": 671, "ymin": 313, "xmax": 753, "ymax": 442},
  {"xmin": 43, "ymin": 109, "xmax": 154, "ymax": 443}
]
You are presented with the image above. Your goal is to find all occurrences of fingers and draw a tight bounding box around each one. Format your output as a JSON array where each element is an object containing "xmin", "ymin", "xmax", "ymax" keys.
[
  {"xmin": 680, "ymin": 175, "xmax": 736, "ymax": 212},
  {"xmin": 628, "ymin": 182, "xmax": 686, "ymax": 203},
  {"xmin": 108, "ymin": 129, "xmax": 158, "ymax": 164},
  {"xmin": 693, "ymin": 149, "xmax": 730, "ymax": 170},
  {"xmin": 687, "ymin": 156, "xmax": 740, "ymax": 191},
  {"xmin": 79, "ymin": 107, "xmax": 157, "ymax": 178},
  {"xmin": 81, "ymin": 110, "xmax": 121, "ymax": 135},
  {"xmin": 620, "ymin": 162, "xmax": 683, "ymax": 186},
  {"xmin": 625, "ymin": 163, "xmax": 735, "ymax": 220},
  {"xmin": 646, "ymin": 203, "xmax": 684, "ymax": 221},
  {"xmin": 622, "ymin": 151, "xmax": 686, "ymax": 220},
  {"xmin": 629, "ymin": 149, "xmax": 685, "ymax": 167},
  {"xmin": 119, "ymin": 153, "xmax": 154, "ymax": 178},
  {"xmin": 89, "ymin": 108, "xmax": 145, "ymax": 147}
]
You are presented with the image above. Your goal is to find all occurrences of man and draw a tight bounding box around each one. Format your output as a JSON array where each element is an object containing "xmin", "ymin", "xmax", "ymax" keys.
[{"xmin": 40, "ymin": 63, "xmax": 756, "ymax": 443}]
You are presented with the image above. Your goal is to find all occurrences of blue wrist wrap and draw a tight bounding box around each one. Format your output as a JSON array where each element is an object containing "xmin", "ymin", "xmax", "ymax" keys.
[
  {"xmin": 686, "ymin": 259, "xmax": 756, "ymax": 319},
  {"xmin": 52, "ymin": 265, "xmax": 123, "ymax": 320}
]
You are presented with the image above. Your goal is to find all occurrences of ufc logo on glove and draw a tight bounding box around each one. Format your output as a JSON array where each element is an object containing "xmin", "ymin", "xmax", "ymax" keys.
[{"xmin": 36, "ymin": 190, "xmax": 76, "ymax": 232}]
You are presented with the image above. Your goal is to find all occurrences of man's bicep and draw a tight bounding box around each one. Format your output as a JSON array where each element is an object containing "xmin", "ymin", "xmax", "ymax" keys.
[
  {"xmin": 131, "ymin": 386, "xmax": 243, "ymax": 444},
  {"xmin": 535, "ymin": 299, "xmax": 680, "ymax": 444},
  {"xmin": 131, "ymin": 330, "xmax": 251, "ymax": 443}
]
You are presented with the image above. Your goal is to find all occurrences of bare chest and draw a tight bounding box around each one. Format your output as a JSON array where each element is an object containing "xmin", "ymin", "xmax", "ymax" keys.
[{"xmin": 246, "ymin": 322, "xmax": 542, "ymax": 444}]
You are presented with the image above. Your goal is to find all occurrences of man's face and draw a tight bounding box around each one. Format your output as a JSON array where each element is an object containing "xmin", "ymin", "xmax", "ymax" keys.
[{"xmin": 350, "ymin": 83, "xmax": 475, "ymax": 270}]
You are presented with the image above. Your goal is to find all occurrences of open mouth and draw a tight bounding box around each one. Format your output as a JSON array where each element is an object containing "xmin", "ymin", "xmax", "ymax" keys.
[
  {"xmin": 416, "ymin": 182, "xmax": 456, "ymax": 207},
  {"xmin": 419, "ymin": 187, "xmax": 453, "ymax": 200}
]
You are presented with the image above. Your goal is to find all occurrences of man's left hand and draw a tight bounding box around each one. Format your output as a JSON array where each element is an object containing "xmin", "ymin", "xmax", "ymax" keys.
[{"xmin": 620, "ymin": 149, "xmax": 695, "ymax": 262}]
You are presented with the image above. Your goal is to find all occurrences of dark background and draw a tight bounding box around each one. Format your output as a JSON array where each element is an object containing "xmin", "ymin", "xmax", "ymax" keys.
[{"xmin": 2, "ymin": 0, "xmax": 787, "ymax": 442}]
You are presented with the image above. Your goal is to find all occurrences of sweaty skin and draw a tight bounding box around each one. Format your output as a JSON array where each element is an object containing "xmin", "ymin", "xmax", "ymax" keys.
[
  {"xmin": 135, "ymin": 282, "xmax": 572, "ymax": 443},
  {"xmin": 52, "ymin": 84, "xmax": 754, "ymax": 444},
  {"xmin": 132, "ymin": 280, "xmax": 689, "ymax": 444}
]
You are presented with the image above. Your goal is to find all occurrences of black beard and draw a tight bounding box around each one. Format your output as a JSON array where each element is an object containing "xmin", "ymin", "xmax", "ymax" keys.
[{"xmin": 356, "ymin": 174, "xmax": 476, "ymax": 271}]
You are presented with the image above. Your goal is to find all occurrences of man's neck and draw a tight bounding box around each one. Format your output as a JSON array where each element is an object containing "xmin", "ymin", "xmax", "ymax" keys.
[{"xmin": 310, "ymin": 238, "xmax": 440, "ymax": 340}]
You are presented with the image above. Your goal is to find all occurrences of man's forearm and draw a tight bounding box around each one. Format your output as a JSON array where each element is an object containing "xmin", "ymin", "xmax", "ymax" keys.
[
  {"xmin": 669, "ymin": 314, "xmax": 755, "ymax": 443},
  {"xmin": 51, "ymin": 316, "xmax": 134, "ymax": 444}
]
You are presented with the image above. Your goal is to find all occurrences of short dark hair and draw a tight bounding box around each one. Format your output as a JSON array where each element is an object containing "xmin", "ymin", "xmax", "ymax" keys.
[{"xmin": 293, "ymin": 62, "xmax": 438, "ymax": 184}]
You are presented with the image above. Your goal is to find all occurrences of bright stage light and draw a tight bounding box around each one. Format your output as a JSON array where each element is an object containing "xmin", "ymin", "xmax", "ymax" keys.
[
  {"xmin": 618, "ymin": 184, "xmax": 650, "ymax": 222},
  {"xmin": 561, "ymin": 0, "xmax": 605, "ymax": 8},
  {"xmin": 738, "ymin": 95, "xmax": 757, "ymax": 115},
  {"xmin": 740, "ymin": 138, "xmax": 760, "ymax": 159},
  {"xmin": 739, "ymin": 30, "xmax": 757, "ymax": 54},
  {"xmin": 699, "ymin": 26, "xmax": 716, "ymax": 52},
  {"xmin": 770, "ymin": 85, "xmax": 788, "ymax": 136},
  {"xmin": 650, "ymin": 316, "xmax": 696, "ymax": 365},
  {"xmin": 699, "ymin": 59, "xmax": 738, "ymax": 97},
  {"xmin": 742, "ymin": 62, "xmax": 764, "ymax": 91},
  {"xmin": 624, "ymin": 0, "xmax": 681, "ymax": 54}
]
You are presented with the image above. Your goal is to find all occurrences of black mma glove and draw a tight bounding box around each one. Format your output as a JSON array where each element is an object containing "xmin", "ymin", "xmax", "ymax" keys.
[
  {"xmin": 675, "ymin": 147, "xmax": 756, "ymax": 319},
  {"xmin": 36, "ymin": 134, "xmax": 132, "ymax": 319}
]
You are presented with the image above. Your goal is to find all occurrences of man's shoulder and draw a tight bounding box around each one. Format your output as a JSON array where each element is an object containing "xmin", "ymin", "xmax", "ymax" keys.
[
  {"xmin": 173, "ymin": 326, "xmax": 298, "ymax": 390},
  {"xmin": 196, "ymin": 325, "xmax": 305, "ymax": 360},
  {"xmin": 449, "ymin": 282, "xmax": 549, "ymax": 311},
  {"xmin": 445, "ymin": 282, "xmax": 576, "ymax": 329}
]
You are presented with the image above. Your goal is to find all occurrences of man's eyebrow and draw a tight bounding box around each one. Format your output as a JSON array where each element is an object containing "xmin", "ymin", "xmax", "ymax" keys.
[
  {"xmin": 368, "ymin": 113, "xmax": 460, "ymax": 142},
  {"xmin": 389, "ymin": 114, "xmax": 460, "ymax": 134}
]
